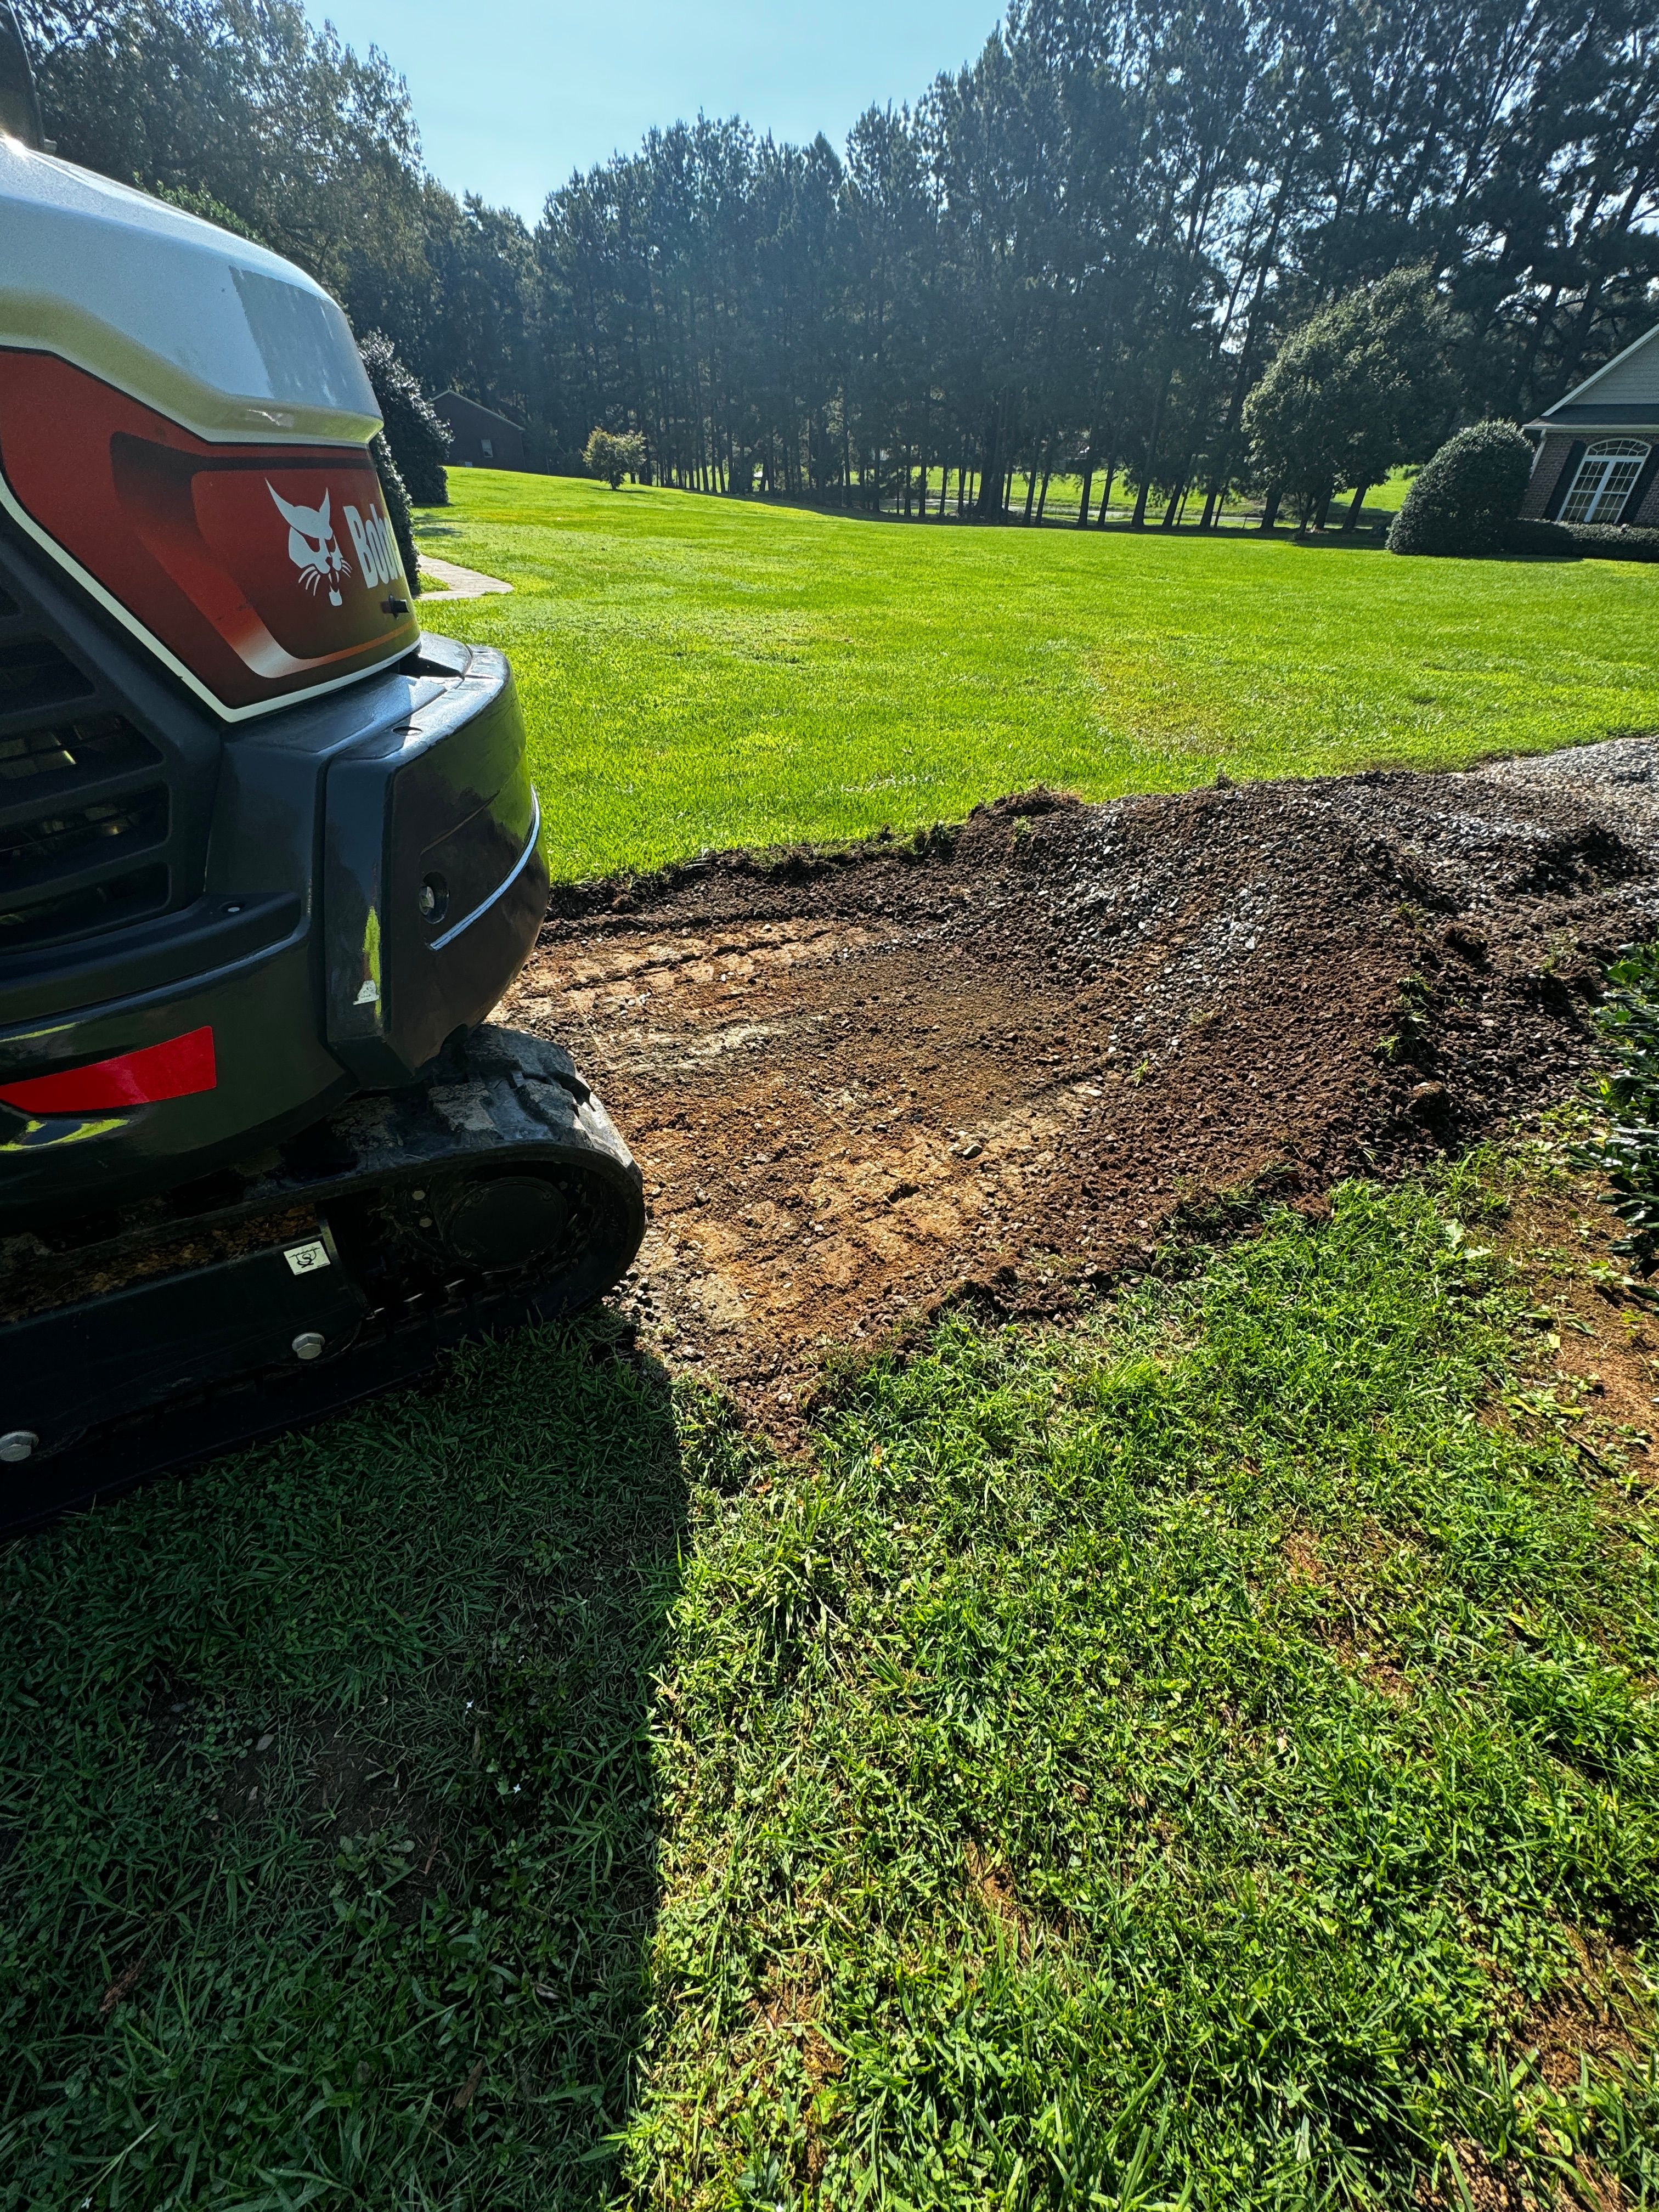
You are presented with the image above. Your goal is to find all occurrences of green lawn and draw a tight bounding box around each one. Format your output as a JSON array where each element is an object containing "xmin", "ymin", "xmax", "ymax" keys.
[
  {"xmin": 5, "ymin": 1148, "xmax": 1659, "ymax": 2208},
  {"xmin": 1365, "ymin": 465, "xmax": 1419, "ymax": 512},
  {"xmin": 415, "ymin": 471, "xmax": 1657, "ymax": 881},
  {"xmin": 7, "ymin": 482, "xmax": 1659, "ymax": 2208}
]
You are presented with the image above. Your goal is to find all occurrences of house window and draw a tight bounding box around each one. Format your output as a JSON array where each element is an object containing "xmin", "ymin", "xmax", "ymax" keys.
[
  {"xmin": 480, "ymin": 437, "xmax": 494, "ymax": 460},
  {"xmin": 1561, "ymin": 438, "xmax": 1650, "ymax": 523}
]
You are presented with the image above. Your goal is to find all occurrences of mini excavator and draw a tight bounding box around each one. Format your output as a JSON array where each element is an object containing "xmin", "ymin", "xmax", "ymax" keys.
[{"xmin": 0, "ymin": 12, "xmax": 644, "ymax": 1531}]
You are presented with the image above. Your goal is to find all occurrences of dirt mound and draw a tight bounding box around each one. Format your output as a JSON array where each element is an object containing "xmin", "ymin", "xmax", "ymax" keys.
[{"xmin": 505, "ymin": 741, "xmax": 1659, "ymax": 1427}]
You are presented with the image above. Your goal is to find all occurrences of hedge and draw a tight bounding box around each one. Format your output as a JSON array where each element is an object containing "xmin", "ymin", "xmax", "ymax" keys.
[
  {"xmin": 370, "ymin": 433, "xmax": 421, "ymax": 597},
  {"xmin": 1505, "ymin": 517, "xmax": 1659, "ymax": 561},
  {"xmin": 1505, "ymin": 517, "xmax": 1578, "ymax": 556},
  {"xmin": 1556, "ymin": 520, "xmax": 1659, "ymax": 562}
]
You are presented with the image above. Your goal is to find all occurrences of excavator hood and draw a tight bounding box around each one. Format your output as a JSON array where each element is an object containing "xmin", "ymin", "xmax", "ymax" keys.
[{"xmin": 0, "ymin": 134, "xmax": 418, "ymax": 718}]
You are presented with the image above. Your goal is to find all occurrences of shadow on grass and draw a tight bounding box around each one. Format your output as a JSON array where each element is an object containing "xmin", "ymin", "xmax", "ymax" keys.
[
  {"xmin": 1284, "ymin": 527, "xmax": 1391, "ymax": 551},
  {"xmin": 0, "ymin": 1313, "xmax": 685, "ymax": 2211}
]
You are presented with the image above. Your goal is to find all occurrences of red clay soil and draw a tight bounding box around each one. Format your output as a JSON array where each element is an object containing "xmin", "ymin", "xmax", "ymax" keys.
[{"xmin": 503, "ymin": 751, "xmax": 1659, "ymax": 1427}]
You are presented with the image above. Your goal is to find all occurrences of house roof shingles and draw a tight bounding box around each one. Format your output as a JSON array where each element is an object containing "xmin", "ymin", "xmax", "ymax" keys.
[{"xmin": 1528, "ymin": 323, "xmax": 1659, "ymax": 433}]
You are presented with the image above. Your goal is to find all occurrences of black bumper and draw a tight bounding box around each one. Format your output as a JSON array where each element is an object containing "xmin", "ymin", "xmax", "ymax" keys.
[{"xmin": 0, "ymin": 630, "xmax": 549, "ymax": 1229}]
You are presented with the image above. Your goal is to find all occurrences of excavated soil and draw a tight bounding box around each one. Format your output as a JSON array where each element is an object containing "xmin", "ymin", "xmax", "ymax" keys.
[{"xmin": 503, "ymin": 740, "xmax": 1659, "ymax": 1430}]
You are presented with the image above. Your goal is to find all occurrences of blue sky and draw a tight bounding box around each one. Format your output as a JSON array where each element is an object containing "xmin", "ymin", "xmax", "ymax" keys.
[{"xmin": 304, "ymin": 0, "xmax": 1000, "ymax": 220}]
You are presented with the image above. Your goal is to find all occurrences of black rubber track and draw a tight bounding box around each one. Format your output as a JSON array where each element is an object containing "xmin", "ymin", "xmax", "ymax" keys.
[{"xmin": 0, "ymin": 1026, "xmax": 646, "ymax": 1534}]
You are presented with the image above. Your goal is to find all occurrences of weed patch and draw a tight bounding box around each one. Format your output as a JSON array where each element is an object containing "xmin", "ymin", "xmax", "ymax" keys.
[
  {"xmin": 8, "ymin": 1160, "xmax": 1659, "ymax": 2206},
  {"xmin": 627, "ymin": 1163, "xmax": 1659, "ymax": 2207}
]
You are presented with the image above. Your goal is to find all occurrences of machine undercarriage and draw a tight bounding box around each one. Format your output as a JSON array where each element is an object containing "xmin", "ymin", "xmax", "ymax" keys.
[{"xmin": 1, "ymin": 1028, "xmax": 644, "ymax": 1531}]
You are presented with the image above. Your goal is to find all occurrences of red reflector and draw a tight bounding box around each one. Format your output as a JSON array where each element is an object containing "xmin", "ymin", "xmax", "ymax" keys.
[{"xmin": 0, "ymin": 1028, "xmax": 216, "ymax": 1113}]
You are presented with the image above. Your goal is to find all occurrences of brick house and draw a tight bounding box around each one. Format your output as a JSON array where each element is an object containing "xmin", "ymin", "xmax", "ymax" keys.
[
  {"xmin": 432, "ymin": 392, "xmax": 532, "ymax": 472},
  {"xmin": 1522, "ymin": 322, "xmax": 1659, "ymax": 525}
]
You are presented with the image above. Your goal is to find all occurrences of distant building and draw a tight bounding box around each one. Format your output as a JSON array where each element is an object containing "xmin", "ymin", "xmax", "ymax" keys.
[
  {"xmin": 1523, "ymin": 323, "xmax": 1659, "ymax": 525},
  {"xmin": 432, "ymin": 392, "xmax": 532, "ymax": 472}
]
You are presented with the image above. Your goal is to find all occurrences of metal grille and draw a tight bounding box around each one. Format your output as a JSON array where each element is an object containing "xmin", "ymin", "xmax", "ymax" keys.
[
  {"xmin": 3, "ymin": 783, "xmax": 168, "ymax": 874},
  {"xmin": 0, "ymin": 622, "xmax": 176, "ymax": 953},
  {"xmin": 0, "ymin": 865, "xmax": 170, "ymax": 947},
  {"xmin": 0, "ymin": 713, "xmax": 160, "ymax": 787},
  {"xmin": 0, "ymin": 634, "xmax": 95, "ymax": 716}
]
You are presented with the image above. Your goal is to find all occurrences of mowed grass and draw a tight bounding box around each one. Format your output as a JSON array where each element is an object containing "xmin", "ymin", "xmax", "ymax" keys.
[
  {"xmin": 7, "ymin": 1150, "xmax": 1659, "ymax": 2207},
  {"xmin": 414, "ymin": 472, "xmax": 1659, "ymax": 880},
  {"xmin": 8, "ymin": 489, "xmax": 1659, "ymax": 2204}
]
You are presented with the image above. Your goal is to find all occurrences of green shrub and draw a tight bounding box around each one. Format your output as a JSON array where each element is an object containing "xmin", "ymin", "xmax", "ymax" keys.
[
  {"xmin": 1243, "ymin": 267, "xmax": 1461, "ymax": 526},
  {"xmin": 1507, "ymin": 517, "xmax": 1659, "ymax": 562},
  {"xmin": 584, "ymin": 426, "xmax": 647, "ymax": 488},
  {"xmin": 358, "ymin": 331, "xmax": 450, "ymax": 506},
  {"xmin": 1388, "ymin": 420, "xmax": 1532, "ymax": 555},
  {"xmin": 370, "ymin": 433, "xmax": 421, "ymax": 597},
  {"xmin": 1505, "ymin": 516, "xmax": 1579, "ymax": 556},
  {"xmin": 1559, "ymin": 520, "xmax": 1659, "ymax": 563}
]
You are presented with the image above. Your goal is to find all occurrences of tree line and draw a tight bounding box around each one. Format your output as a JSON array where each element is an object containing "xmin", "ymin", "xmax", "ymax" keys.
[{"xmin": 21, "ymin": 0, "xmax": 1659, "ymax": 522}]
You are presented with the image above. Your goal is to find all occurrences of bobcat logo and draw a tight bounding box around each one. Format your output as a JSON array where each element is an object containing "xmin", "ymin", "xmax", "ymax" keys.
[{"xmin": 268, "ymin": 483, "xmax": 351, "ymax": 606}]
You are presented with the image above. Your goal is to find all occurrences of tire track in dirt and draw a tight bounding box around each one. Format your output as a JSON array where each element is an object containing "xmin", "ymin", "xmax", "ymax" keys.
[{"xmin": 506, "ymin": 744, "xmax": 1659, "ymax": 1428}]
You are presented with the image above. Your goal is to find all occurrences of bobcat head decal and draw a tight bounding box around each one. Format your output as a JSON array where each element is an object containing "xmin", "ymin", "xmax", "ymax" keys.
[{"xmin": 267, "ymin": 483, "xmax": 350, "ymax": 607}]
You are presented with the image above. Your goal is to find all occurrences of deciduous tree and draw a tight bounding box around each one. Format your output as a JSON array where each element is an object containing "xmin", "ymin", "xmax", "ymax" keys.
[
  {"xmin": 1244, "ymin": 270, "xmax": 1461, "ymax": 527},
  {"xmin": 584, "ymin": 427, "xmax": 646, "ymax": 488}
]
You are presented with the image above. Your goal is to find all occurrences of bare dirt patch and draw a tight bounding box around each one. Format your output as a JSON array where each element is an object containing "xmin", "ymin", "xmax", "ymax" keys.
[
  {"xmin": 1283, "ymin": 1529, "xmax": 1325, "ymax": 1585},
  {"xmin": 1523, "ymin": 1942, "xmax": 1645, "ymax": 2094},
  {"xmin": 963, "ymin": 1838, "xmax": 1031, "ymax": 1956},
  {"xmin": 1493, "ymin": 1182, "xmax": 1659, "ymax": 1481},
  {"xmin": 507, "ymin": 742, "xmax": 1659, "ymax": 1430},
  {"xmin": 1415, "ymin": 2138, "xmax": 1531, "ymax": 2211}
]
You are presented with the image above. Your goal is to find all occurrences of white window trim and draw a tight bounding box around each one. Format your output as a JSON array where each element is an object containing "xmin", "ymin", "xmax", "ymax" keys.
[{"xmin": 1561, "ymin": 438, "xmax": 1650, "ymax": 524}]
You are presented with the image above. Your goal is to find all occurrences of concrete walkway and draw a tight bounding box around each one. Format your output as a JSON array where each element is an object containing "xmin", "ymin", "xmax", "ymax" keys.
[{"xmin": 417, "ymin": 554, "xmax": 512, "ymax": 600}]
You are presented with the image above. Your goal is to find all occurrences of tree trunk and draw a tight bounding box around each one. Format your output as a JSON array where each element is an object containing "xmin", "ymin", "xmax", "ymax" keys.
[
  {"xmin": 976, "ymin": 408, "xmax": 1002, "ymax": 518},
  {"xmin": 1035, "ymin": 464, "xmax": 1053, "ymax": 522},
  {"xmin": 1343, "ymin": 482, "xmax": 1370, "ymax": 529},
  {"xmin": 1077, "ymin": 462, "xmax": 1093, "ymax": 525},
  {"xmin": 1259, "ymin": 486, "xmax": 1282, "ymax": 532},
  {"xmin": 1133, "ymin": 370, "xmax": 1172, "ymax": 529},
  {"xmin": 1095, "ymin": 461, "xmax": 1116, "ymax": 527}
]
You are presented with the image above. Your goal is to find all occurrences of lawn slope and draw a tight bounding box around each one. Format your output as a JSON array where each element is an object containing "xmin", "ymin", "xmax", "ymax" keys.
[{"xmin": 415, "ymin": 473, "xmax": 1659, "ymax": 880}]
